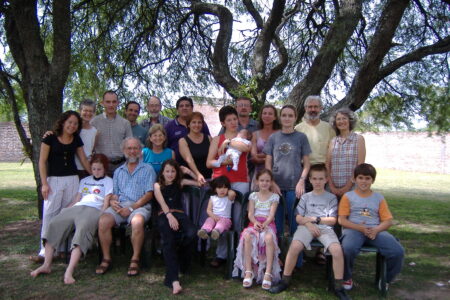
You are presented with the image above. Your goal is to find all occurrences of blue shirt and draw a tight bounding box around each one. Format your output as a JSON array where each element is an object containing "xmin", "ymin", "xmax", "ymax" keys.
[
  {"xmin": 142, "ymin": 147, "xmax": 173, "ymax": 174},
  {"xmin": 113, "ymin": 160, "xmax": 156, "ymax": 203},
  {"xmin": 131, "ymin": 124, "xmax": 148, "ymax": 146},
  {"xmin": 165, "ymin": 116, "xmax": 210, "ymax": 163}
]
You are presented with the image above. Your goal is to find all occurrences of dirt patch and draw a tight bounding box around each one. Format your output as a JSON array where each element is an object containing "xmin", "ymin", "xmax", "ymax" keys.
[
  {"xmin": 397, "ymin": 222, "xmax": 450, "ymax": 233},
  {"xmin": 395, "ymin": 282, "xmax": 450, "ymax": 299},
  {"xmin": 0, "ymin": 219, "xmax": 41, "ymax": 237}
]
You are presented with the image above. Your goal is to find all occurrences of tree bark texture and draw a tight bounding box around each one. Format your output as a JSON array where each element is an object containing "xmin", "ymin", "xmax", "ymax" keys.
[{"xmin": 4, "ymin": 0, "xmax": 71, "ymax": 218}]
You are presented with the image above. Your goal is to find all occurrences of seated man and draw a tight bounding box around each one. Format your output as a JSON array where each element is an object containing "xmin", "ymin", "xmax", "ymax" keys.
[
  {"xmin": 95, "ymin": 137, "xmax": 156, "ymax": 276},
  {"xmin": 269, "ymin": 164, "xmax": 349, "ymax": 300}
]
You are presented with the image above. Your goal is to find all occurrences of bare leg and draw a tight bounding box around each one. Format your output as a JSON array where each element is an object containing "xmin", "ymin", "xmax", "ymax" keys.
[
  {"xmin": 172, "ymin": 280, "xmax": 183, "ymax": 294},
  {"xmin": 243, "ymin": 233, "xmax": 253, "ymax": 279},
  {"xmin": 30, "ymin": 243, "xmax": 54, "ymax": 277},
  {"xmin": 283, "ymin": 240, "xmax": 304, "ymax": 276},
  {"xmin": 96, "ymin": 214, "xmax": 115, "ymax": 273},
  {"xmin": 129, "ymin": 214, "xmax": 144, "ymax": 275},
  {"xmin": 328, "ymin": 243, "xmax": 344, "ymax": 280},
  {"xmin": 64, "ymin": 246, "xmax": 82, "ymax": 284},
  {"xmin": 263, "ymin": 232, "xmax": 274, "ymax": 286}
]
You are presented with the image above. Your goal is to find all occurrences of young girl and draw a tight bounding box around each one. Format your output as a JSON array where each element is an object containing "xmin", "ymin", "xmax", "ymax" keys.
[
  {"xmin": 153, "ymin": 159, "xmax": 198, "ymax": 295},
  {"xmin": 263, "ymin": 105, "xmax": 311, "ymax": 236},
  {"xmin": 197, "ymin": 176, "xmax": 235, "ymax": 240},
  {"xmin": 233, "ymin": 169, "xmax": 281, "ymax": 290},
  {"xmin": 30, "ymin": 154, "xmax": 112, "ymax": 284},
  {"xmin": 142, "ymin": 124, "xmax": 175, "ymax": 174}
]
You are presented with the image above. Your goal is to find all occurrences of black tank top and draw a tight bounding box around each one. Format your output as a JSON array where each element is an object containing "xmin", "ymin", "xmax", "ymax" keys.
[
  {"xmin": 184, "ymin": 134, "xmax": 212, "ymax": 179},
  {"xmin": 156, "ymin": 183, "xmax": 183, "ymax": 212}
]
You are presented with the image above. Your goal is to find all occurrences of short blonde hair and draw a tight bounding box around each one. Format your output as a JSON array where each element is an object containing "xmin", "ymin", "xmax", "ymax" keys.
[{"xmin": 146, "ymin": 124, "xmax": 168, "ymax": 149}]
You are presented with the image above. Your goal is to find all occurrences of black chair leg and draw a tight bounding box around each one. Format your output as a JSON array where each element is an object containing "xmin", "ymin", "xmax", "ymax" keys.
[{"xmin": 326, "ymin": 255, "xmax": 335, "ymax": 292}]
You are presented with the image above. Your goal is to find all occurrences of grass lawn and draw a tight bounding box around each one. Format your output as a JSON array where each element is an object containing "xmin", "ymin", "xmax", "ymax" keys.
[{"xmin": 0, "ymin": 162, "xmax": 449, "ymax": 299}]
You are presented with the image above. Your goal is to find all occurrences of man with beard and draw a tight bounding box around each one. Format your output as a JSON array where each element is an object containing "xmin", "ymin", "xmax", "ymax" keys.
[
  {"xmin": 295, "ymin": 95, "xmax": 335, "ymax": 193},
  {"xmin": 141, "ymin": 96, "xmax": 172, "ymax": 132},
  {"xmin": 95, "ymin": 137, "xmax": 156, "ymax": 276}
]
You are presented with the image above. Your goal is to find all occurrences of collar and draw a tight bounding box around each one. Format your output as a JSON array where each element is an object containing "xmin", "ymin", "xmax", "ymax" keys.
[{"xmin": 93, "ymin": 175, "xmax": 106, "ymax": 181}]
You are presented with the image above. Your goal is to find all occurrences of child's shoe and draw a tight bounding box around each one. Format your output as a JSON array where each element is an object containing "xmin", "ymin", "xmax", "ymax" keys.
[
  {"xmin": 232, "ymin": 165, "xmax": 238, "ymax": 171},
  {"xmin": 242, "ymin": 270, "xmax": 254, "ymax": 288},
  {"xmin": 197, "ymin": 229, "xmax": 208, "ymax": 240},
  {"xmin": 262, "ymin": 272, "xmax": 273, "ymax": 290},
  {"xmin": 210, "ymin": 229, "xmax": 220, "ymax": 240},
  {"xmin": 342, "ymin": 279, "xmax": 353, "ymax": 290}
]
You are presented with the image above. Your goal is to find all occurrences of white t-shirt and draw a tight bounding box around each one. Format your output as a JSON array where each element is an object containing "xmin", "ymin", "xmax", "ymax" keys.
[
  {"xmin": 211, "ymin": 195, "xmax": 233, "ymax": 218},
  {"xmin": 75, "ymin": 127, "xmax": 97, "ymax": 170},
  {"xmin": 74, "ymin": 175, "xmax": 113, "ymax": 210},
  {"xmin": 250, "ymin": 192, "xmax": 279, "ymax": 217}
]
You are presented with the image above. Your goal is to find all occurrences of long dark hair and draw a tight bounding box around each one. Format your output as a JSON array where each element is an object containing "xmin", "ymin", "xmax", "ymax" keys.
[
  {"xmin": 53, "ymin": 110, "xmax": 82, "ymax": 136},
  {"xmin": 158, "ymin": 159, "xmax": 182, "ymax": 188}
]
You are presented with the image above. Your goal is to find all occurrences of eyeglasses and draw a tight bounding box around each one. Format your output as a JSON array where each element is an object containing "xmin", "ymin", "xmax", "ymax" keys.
[
  {"xmin": 237, "ymin": 103, "xmax": 251, "ymax": 108},
  {"xmin": 306, "ymin": 105, "xmax": 321, "ymax": 109}
]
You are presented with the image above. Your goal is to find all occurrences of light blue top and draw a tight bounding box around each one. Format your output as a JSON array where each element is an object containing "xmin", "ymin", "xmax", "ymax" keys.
[
  {"xmin": 113, "ymin": 160, "xmax": 156, "ymax": 203},
  {"xmin": 142, "ymin": 147, "xmax": 173, "ymax": 174}
]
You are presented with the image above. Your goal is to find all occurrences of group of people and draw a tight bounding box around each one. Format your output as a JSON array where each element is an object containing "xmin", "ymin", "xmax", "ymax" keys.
[{"xmin": 29, "ymin": 92, "xmax": 404, "ymax": 298}]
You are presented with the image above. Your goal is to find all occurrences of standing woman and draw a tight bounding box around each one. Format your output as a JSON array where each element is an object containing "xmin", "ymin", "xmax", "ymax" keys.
[
  {"xmin": 179, "ymin": 112, "xmax": 212, "ymax": 185},
  {"xmin": 264, "ymin": 105, "xmax": 311, "ymax": 236},
  {"xmin": 206, "ymin": 105, "xmax": 251, "ymax": 267},
  {"xmin": 33, "ymin": 110, "xmax": 91, "ymax": 260},
  {"xmin": 326, "ymin": 108, "xmax": 366, "ymax": 198},
  {"xmin": 250, "ymin": 104, "xmax": 280, "ymax": 189}
]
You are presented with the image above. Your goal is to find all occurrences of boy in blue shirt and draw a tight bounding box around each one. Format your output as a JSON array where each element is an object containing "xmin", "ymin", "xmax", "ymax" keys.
[{"xmin": 338, "ymin": 163, "xmax": 404, "ymax": 291}]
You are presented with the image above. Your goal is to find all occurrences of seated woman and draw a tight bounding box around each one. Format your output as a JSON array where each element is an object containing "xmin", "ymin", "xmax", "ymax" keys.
[
  {"xmin": 30, "ymin": 154, "xmax": 113, "ymax": 284},
  {"xmin": 142, "ymin": 124, "xmax": 175, "ymax": 174}
]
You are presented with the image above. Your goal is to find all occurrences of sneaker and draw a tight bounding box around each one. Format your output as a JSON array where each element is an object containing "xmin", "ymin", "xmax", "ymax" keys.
[
  {"xmin": 342, "ymin": 279, "xmax": 353, "ymax": 290},
  {"xmin": 210, "ymin": 229, "xmax": 220, "ymax": 240},
  {"xmin": 334, "ymin": 287, "xmax": 351, "ymax": 300},
  {"xmin": 197, "ymin": 229, "xmax": 208, "ymax": 240},
  {"xmin": 268, "ymin": 280, "xmax": 288, "ymax": 294},
  {"xmin": 378, "ymin": 279, "xmax": 389, "ymax": 291}
]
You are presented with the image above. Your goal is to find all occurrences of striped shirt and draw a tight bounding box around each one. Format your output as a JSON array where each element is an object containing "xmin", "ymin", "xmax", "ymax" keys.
[
  {"xmin": 330, "ymin": 132, "xmax": 359, "ymax": 188},
  {"xmin": 113, "ymin": 160, "xmax": 156, "ymax": 203}
]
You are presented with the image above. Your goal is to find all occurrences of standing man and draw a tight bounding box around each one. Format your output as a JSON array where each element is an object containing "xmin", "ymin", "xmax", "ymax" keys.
[
  {"xmin": 295, "ymin": 95, "xmax": 335, "ymax": 191},
  {"xmin": 218, "ymin": 97, "xmax": 259, "ymax": 135},
  {"xmin": 165, "ymin": 96, "xmax": 210, "ymax": 163},
  {"xmin": 124, "ymin": 101, "xmax": 147, "ymax": 146},
  {"xmin": 140, "ymin": 96, "xmax": 172, "ymax": 131},
  {"xmin": 95, "ymin": 137, "xmax": 156, "ymax": 276},
  {"xmin": 91, "ymin": 90, "xmax": 133, "ymax": 176}
]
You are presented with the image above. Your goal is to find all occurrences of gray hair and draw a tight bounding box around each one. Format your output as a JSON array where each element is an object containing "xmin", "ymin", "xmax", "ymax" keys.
[
  {"xmin": 329, "ymin": 107, "xmax": 358, "ymax": 134},
  {"xmin": 148, "ymin": 95, "xmax": 162, "ymax": 105},
  {"xmin": 79, "ymin": 99, "xmax": 96, "ymax": 111},
  {"xmin": 121, "ymin": 136, "xmax": 143, "ymax": 152},
  {"xmin": 304, "ymin": 95, "xmax": 323, "ymax": 108}
]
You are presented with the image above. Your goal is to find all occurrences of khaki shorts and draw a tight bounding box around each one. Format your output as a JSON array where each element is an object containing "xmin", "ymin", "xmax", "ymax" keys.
[
  {"xmin": 292, "ymin": 225, "xmax": 339, "ymax": 251},
  {"xmin": 104, "ymin": 201, "xmax": 151, "ymax": 225}
]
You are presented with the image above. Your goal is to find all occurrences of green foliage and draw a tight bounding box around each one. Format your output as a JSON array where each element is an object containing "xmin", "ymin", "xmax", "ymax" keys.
[
  {"xmin": 357, "ymin": 85, "xmax": 449, "ymax": 134},
  {"xmin": 161, "ymin": 107, "xmax": 177, "ymax": 119}
]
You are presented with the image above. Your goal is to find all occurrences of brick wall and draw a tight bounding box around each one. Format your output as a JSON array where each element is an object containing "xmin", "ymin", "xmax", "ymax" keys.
[
  {"xmin": 1, "ymin": 120, "xmax": 449, "ymax": 174},
  {"xmin": 0, "ymin": 122, "xmax": 30, "ymax": 162}
]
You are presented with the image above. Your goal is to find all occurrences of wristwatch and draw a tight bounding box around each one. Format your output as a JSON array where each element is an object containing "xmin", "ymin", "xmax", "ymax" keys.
[
  {"xmin": 316, "ymin": 217, "xmax": 321, "ymax": 224},
  {"xmin": 128, "ymin": 207, "xmax": 134, "ymax": 213}
]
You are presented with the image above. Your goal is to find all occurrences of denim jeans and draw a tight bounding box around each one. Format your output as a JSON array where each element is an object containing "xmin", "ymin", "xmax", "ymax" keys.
[
  {"xmin": 275, "ymin": 190, "xmax": 303, "ymax": 267},
  {"xmin": 341, "ymin": 228, "xmax": 404, "ymax": 283}
]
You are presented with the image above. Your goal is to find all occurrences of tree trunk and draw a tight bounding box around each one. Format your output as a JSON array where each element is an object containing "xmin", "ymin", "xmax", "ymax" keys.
[{"xmin": 4, "ymin": 0, "xmax": 71, "ymax": 218}]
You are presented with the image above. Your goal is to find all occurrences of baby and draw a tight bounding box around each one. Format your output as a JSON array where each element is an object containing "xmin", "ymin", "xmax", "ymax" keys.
[{"xmin": 213, "ymin": 129, "xmax": 251, "ymax": 171}]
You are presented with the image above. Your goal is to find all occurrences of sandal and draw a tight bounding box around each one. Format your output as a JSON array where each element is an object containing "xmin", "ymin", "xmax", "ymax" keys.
[
  {"xmin": 262, "ymin": 272, "xmax": 273, "ymax": 290},
  {"xmin": 95, "ymin": 259, "xmax": 112, "ymax": 275},
  {"xmin": 127, "ymin": 259, "xmax": 140, "ymax": 276},
  {"xmin": 29, "ymin": 255, "xmax": 45, "ymax": 263},
  {"xmin": 242, "ymin": 270, "xmax": 254, "ymax": 288}
]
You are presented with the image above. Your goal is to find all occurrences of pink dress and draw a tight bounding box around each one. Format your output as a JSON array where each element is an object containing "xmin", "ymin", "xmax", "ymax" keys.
[{"xmin": 232, "ymin": 192, "xmax": 281, "ymax": 283}]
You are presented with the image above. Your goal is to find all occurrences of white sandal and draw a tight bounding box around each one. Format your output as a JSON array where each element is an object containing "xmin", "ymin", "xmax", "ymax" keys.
[
  {"xmin": 262, "ymin": 272, "xmax": 273, "ymax": 290},
  {"xmin": 242, "ymin": 270, "xmax": 254, "ymax": 288}
]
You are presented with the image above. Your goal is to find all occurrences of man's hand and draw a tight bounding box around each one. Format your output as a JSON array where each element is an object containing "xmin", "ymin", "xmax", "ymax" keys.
[
  {"xmin": 110, "ymin": 195, "xmax": 121, "ymax": 212},
  {"xmin": 117, "ymin": 207, "xmax": 132, "ymax": 218},
  {"xmin": 305, "ymin": 222, "xmax": 321, "ymax": 237}
]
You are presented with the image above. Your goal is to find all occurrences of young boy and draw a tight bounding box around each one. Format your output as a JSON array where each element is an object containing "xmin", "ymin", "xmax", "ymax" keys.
[
  {"xmin": 338, "ymin": 163, "xmax": 404, "ymax": 291},
  {"xmin": 270, "ymin": 164, "xmax": 349, "ymax": 300}
]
